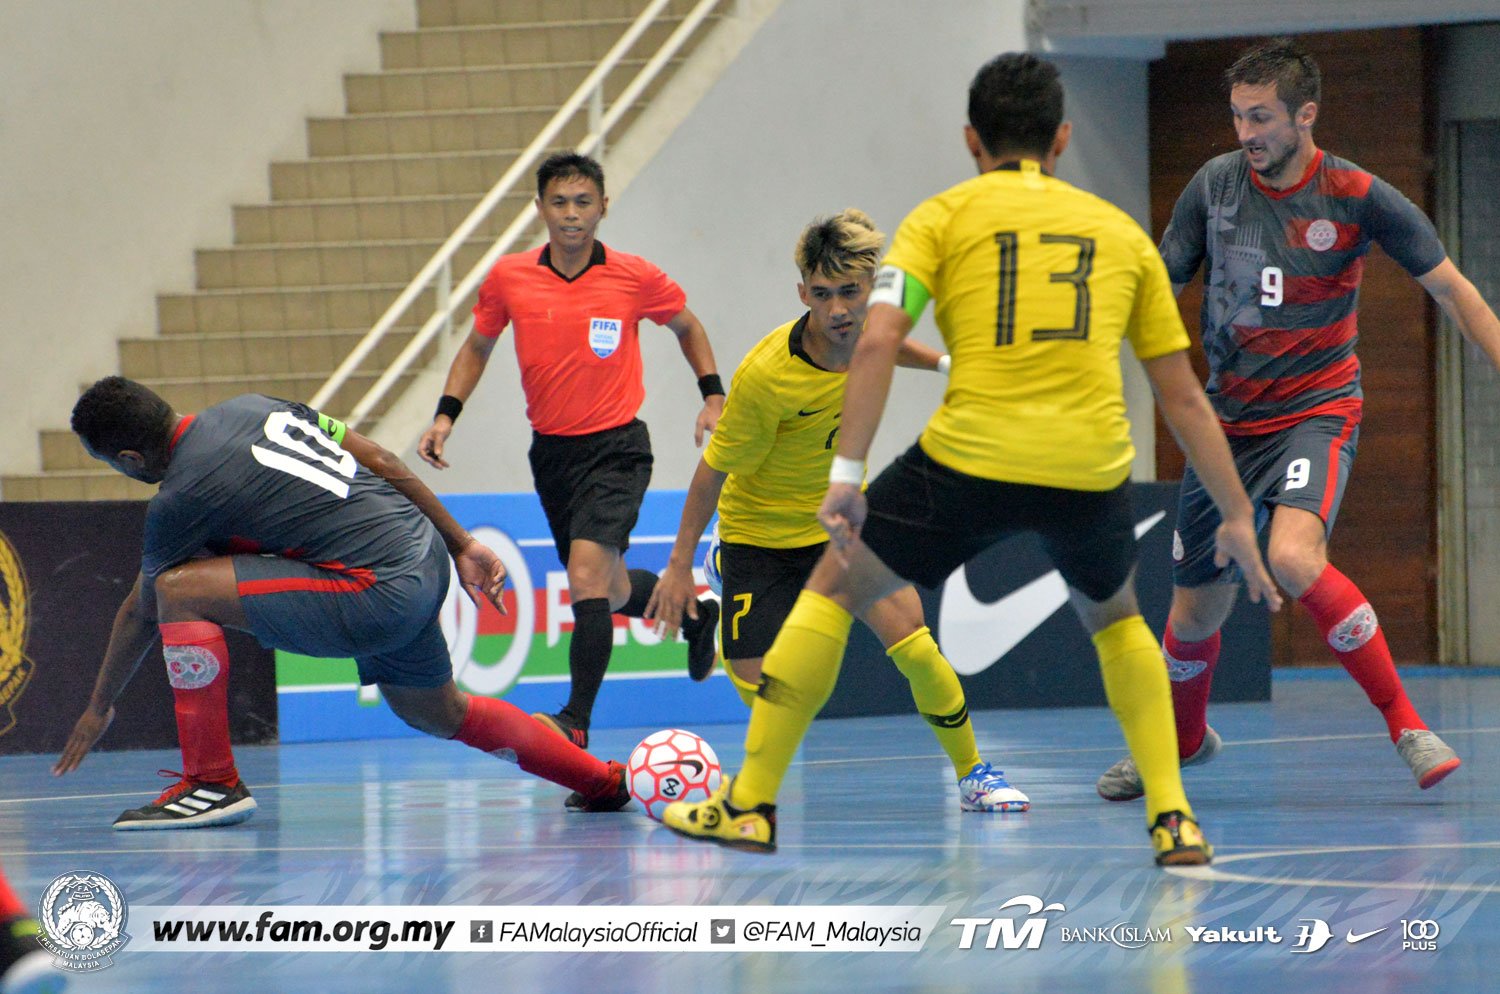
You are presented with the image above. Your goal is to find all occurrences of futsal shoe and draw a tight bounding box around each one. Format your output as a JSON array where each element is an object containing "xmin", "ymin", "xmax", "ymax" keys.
[
  {"xmin": 112, "ymin": 771, "xmax": 256, "ymax": 831},
  {"xmin": 0, "ymin": 917, "xmax": 65, "ymax": 994},
  {"xmin": 686, "ymin": 599, "xmax": 720, "ymax": 682},
  {"xmin": 1095, "ymin": 726, "xmax": 1222, "ymax": 803},
  {"xmin": 1396, "ymin": 729, "xmax": 1461, "ymax": 789},
  {"xmin": 563, "ymin": 761, "xmax": 633, "ymax": 812},
  {"xmin": 1150, "ymin": 809, "xmax": 1213, "ymax": 866},
  {"xmin": 532, "ymin": 710, "xmax": 589, "ymax": 750},
  {"xmin": 958, "ymin": 762, "xmax": 1031, "ymax": 812},
  {"xmin": 662, "ymin": 776, "xmax": 776, "ymax": 853}
]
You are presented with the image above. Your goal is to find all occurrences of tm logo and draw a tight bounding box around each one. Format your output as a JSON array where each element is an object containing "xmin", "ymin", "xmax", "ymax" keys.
[{"xmin": 951, "ymin": 896, "xmax": 1065, "ymax": 950}]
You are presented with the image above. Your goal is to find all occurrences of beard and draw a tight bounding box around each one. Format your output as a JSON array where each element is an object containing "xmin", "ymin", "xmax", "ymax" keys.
[{"xmin": 1248, "ymin": 141, "xmax": 1300, "ymax": 183}]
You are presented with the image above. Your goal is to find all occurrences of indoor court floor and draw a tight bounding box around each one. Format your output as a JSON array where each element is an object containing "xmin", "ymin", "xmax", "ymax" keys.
[{"xmin": 2, "ymin": 668, "xmax": 1495, "ymax": 994}]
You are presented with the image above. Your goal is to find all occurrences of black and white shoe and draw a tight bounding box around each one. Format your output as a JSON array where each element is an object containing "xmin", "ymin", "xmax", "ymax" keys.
[
  {"xmin": 112, "ymin": 770, "xmax": 257, "ymax": 831},
  {"xmin": 0, "ymin": 916, "xmax": 66, "ymax": 994}
]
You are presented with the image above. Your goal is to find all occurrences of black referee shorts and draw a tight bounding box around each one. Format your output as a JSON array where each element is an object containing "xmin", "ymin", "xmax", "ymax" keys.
[
  {"xmin": 528, "ymin": 419, "xmax": 653, "ymax": 566},
  {"xmin": 860, "ymin": 442, "xmax": 1138, "ymax": 603}
]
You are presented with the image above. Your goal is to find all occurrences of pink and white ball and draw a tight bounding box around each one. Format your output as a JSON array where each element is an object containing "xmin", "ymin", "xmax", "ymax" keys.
[{"xmin": 627, "ymin": 729, "xmax": 723, "ymax": 820}]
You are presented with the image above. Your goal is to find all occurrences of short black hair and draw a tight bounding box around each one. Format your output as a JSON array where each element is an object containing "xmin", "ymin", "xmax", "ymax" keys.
[
  {"xmin": 535, "ymin": 152, "xmax": 606, "ymax": 199},
  {"xmin": 967, "ymin": 53, "xmax": 1065, "ymax": 159},
  {"xmin": 71, "ymin": 376, "xmax": 174, "ymax": 455},
  {"xmin": 1226, "ymin": 38, "xmax": 1321, "ymax": 115}
]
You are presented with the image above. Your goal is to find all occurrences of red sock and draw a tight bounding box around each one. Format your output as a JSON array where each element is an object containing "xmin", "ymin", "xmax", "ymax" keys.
[
  {"xmin": 1164, "ymin": 622, "xmax": 1221, "ymax": 757},
  {"xmin": 453, "ymin": 695, "xmax": 613, "ymax": 796},
  {"xmin": 1298, "ymin": 564, "xmax": 1422, "ymax": 741},
  {"xmin": 0, "ymin": 866, "xmax": 25, "ymax": 920},
  {"xmin": 159, "ymin": 621, "xmax": 238, "ymax": 785}
]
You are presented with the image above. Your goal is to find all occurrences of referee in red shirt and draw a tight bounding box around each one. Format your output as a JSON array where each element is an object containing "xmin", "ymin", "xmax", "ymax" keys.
[{"xmin": 419, "ymin": 153, "xmax": 723, "ymax": 748}]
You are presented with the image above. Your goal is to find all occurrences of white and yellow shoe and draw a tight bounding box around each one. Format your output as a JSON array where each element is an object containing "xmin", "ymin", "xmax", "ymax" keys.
[{"xmin": 662, "ymin": 776, "xmax": 777, "ymax": 853}]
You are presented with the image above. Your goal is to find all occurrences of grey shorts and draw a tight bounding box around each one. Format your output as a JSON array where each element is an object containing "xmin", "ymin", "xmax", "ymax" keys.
[
  {"xmin": 233, "ymin": 529, "xmax": 453, "ymax": 688},
  {"xmin": 1173, "ymin": 414, "xmax": 1359, "ymax": 587}
]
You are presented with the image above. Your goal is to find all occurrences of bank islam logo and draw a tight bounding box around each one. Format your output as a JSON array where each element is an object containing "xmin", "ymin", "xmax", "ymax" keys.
[
  {"xmin": 0, "ymin": 529, "xmax": 37, "ymax": 737},
  {"xmin": 36, "ymin": 872, "xmax": 130, "ymax": 972},
  {"xmin": 938, "ymin": 512, "xmax": 1165, "ymax": 675}
]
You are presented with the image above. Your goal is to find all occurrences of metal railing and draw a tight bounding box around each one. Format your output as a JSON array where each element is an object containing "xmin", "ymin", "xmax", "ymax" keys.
[{"xmin": 309, "ymin": 0, "xmax": 729, "ymax": 426}]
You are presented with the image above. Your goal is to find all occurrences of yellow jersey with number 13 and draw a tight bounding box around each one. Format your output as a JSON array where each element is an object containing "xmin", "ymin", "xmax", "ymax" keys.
[{"xmin": 881, "ymin": 160, "xmax": 1189, "ymax": 490}]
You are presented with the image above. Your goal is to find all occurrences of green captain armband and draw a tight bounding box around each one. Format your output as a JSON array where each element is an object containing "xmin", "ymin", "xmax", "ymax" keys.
[
  {"xmin": 317, "ymin": 412, "xmax": 348, "ymax": 444},
  {"xmin": 869, "ymin": 265, "xmax": 931, "ymax": 323}
]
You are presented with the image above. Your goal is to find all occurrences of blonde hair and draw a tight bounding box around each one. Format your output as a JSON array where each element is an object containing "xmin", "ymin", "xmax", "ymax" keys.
[{"xmin": 794, "ymin": 208, "xmax": 885, "ymax": 282}]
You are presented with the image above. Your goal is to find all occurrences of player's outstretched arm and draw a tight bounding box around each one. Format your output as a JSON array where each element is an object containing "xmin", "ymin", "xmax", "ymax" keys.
[
  {"xmin": 817, "ymin": 301, "xmax": 909, "ymax": 548},
  {"xmin": 53, "ymin": 573, "xmax": 158, "ymax": 775},
  {"xmin": 1418, "ymin": 258, "xmax": 1500, "ymax": 373},
  {"xmin": 341, "ymin": 428, "xmax": 507, "ymax": 612},
  {"xmin": 647, "ymin": 458, "xmax": 727, "ymax": 639},
  {"xmin": 1142, "ymin": 350, "xmax": 1283, "ymax": 610},
  {"xmin": 664, "ymin": 308, "xmax": 726, "ymax": 446},
  {"xmin": 418, "ymin": 329, "xmax": 497, "ymax": 469},
  {"xmin": 894, "ymin": 338, "xmax": 946, "ymax": 372}
]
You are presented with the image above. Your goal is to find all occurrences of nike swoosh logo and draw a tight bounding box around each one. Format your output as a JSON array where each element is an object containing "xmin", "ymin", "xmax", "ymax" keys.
[
  {"xmin": 675, "ymin": 759, "xmax": 704, "ymax": 775},
  {"xmin": 937, "ymin": 512, "xmax": 1165, "ymax": 675},
  {"xmin": 1345, "ymin": 927, "xmax": 1387, "ymax": 943},
  {"xmin": 796, "ymin": 407, "xmax": 829, "ymax": 417}
]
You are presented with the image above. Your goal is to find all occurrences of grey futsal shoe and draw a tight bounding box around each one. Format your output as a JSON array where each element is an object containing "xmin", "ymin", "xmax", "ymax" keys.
[
  {"xmin": 1395, "ymin": 729, "xmax": 1461, "ymax": 789},
  {"xmin": 1096, "ymin": 726, "xmax": 1223, "ymax": 802}
]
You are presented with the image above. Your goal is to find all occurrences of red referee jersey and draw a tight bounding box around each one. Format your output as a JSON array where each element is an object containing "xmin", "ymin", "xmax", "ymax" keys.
[{"xmin": 472, "ymin": 242, "xmax": 688, "ymax": 436}]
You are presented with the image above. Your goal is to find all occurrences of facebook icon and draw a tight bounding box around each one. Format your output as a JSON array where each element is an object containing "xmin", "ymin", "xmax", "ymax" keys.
[{"xmin": 471, "ymin": 920, "xmax": 493, "ymax": 943}]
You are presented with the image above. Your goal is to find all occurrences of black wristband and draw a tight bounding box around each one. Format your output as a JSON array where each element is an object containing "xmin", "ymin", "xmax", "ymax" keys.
[
  {"xmin": 435, "ymin": 394, "xmax": 464, "ymax": 422},
  {"xmin": 697, "ymin": 374, "xmax": 725, "ymax": 400}
]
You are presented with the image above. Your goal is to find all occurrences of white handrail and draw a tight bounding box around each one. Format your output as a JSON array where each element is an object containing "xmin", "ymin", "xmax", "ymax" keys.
[{"xmin": 311, "ymin": 0, "xmax": 729, "ymax": 425}]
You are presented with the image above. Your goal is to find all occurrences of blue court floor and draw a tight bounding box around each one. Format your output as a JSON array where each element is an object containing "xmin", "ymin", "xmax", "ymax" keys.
[{"xmin": 2, "ymin": 668, "xmax": 1495, "ymax": 994}]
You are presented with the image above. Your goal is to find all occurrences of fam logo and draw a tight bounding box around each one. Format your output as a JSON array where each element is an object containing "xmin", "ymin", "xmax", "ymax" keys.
[
  {"xmin": 0, "ymin": 529, "xmax": 36, "ymax": 737},
  {"xmin": 36, "ymin": 872, "xmax": 130, "ymax": 972},
  {"xmin": 951, "ymin": 896, "xmax": 1066, "ymax": 950}
]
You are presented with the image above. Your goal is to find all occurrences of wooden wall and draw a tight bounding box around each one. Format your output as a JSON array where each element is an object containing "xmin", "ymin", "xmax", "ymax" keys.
[{"xmin": 1148, "ymin": 28, "xmax": 1437, "ymax": 666}]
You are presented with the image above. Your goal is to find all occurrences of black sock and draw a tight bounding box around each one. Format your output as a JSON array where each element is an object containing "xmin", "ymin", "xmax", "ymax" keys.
[
  {"xmin": 618, "ymin": 568, "xmax": 658, "ymax": 618},
  {"xmin": 563, "ymin": 598, "xmax": 612, "ymax": 726}
]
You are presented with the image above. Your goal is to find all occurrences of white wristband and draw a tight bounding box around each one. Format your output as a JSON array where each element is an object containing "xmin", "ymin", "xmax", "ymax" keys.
[
  {"xmin": 937, "ymin": 354, "xmax": 951, "ymax": 375},
  {"xmin": 829, "ymin": 455, "xmax": 865, "ymax": 486}
]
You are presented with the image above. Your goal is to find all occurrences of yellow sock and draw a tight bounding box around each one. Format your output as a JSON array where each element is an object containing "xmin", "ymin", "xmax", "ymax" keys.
[
  {"xmin": 724, "ymin": 658, "xmax": 760, "ymax": 708},
  {"xmin": 731, "ymin": 590, "xmax": 852, "ymax": 809},
  {"xmin": 887, "ymin": 627, "xmax": 980, "ymax": 777},
  {"xmin": 1093, "ymin": 615, "xmax": 1192, "ymax": 824}
]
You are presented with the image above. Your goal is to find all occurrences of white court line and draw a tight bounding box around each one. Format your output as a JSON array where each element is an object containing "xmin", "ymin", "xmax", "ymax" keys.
[
  {"xmin": 1168, "ymin": 841, "xmax": 1500, "ymax": 893},
  {"xmin": 279, "ymin": 668, "xmax": 726, "ymax": 694},
  {"xmin": 8, "ymin": 725, "xmax": 1498, "ymax": 808}
]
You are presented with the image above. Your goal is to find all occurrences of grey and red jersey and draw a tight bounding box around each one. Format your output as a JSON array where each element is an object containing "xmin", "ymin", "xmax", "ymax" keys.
[
  {"xmin": 141, "ymin": 395, "xmax": 438, "ymax": 583},
  {"xmin": 1159, "ymin": 149, "xmax": 1446, "ymax": 435}
]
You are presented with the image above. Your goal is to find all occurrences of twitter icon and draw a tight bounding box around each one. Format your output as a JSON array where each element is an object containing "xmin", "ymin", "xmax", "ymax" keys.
[{"xmin": 711, "ymin": 919, "xmax": 736, "ymax": 944}]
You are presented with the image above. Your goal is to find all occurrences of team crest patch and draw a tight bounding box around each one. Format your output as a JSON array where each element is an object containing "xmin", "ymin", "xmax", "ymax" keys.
[
  {"xmin": 1305, "ymin": 219, "xmax": 1338, "ymax": 252},
  {"xmin": 1328, "ymin": 603, "xmax": 1378, "ymax": 652},
  {"xmin": 1165, "ymin": 651, "xmax": 1208, "ymax": 682},
  {"xmin": 588, "ymin": 317, "xmax": 623, "ymax": 358},
  {"xmin": 164, "ymin": 644, "xmax": 220, "ymax": 689}
]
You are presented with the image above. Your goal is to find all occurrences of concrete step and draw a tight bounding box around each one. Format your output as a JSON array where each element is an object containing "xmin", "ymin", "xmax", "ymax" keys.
[
  {"xmin": 156, "ymin": 282, "xmax": 444, "ymax": 336},
  {"xmin": 343, "ymin": 57, "xmax": 679, "ymax": 115},
  {"xmin": 118, "ymin": 328, "xmax": 436, "ymax": 380},
  {"xmin": 195, "ymin": 238, "xmax": 492, "ymax": 291},
  {"xmin": 380, "ymin": 17, "xmax": 692, "ymax": 71},
  {"xmin": 231, "ymin": 191, "xmax": 538, "ymax": 245},
  {"xmin": 1, "ymin": 470, "xmax": 158, "ymax": 502},
  {"xmin": 415, "ymin": 0, "xmax": 704, "ymax": 30}
]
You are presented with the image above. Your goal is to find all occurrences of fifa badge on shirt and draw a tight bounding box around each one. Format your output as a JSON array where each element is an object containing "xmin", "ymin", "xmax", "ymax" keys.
[{"xmin": 589, "ymin": 317, "xmax": 623, "ymax": 358}]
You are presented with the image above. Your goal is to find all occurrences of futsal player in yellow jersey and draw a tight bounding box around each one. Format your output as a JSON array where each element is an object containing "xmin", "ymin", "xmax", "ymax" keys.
[
  {"xmin": 663, "ymin": 53, "xmax": 1281, "ymax": 865},
  {"xmin": 647, "ymin": 209, "xmax": 1029, "ymax": 813}
]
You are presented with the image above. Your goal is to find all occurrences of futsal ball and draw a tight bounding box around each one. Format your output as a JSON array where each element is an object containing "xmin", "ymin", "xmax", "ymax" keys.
[
  {"xmin": 627, "ymin": 728, "xmax": 723, "ymax": 820},
  {"xmin": 702, "ymin": 528, "xmax": 724, "ymax": 596}
]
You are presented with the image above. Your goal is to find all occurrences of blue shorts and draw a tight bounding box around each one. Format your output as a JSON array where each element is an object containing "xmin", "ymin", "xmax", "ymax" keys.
[
  {"xmin": 1173, "ymin": 414, "xmax": 1359, "ymax": 587},
  {"xmin": 233, "ymin": 529, "xmax": 453, "ymax": 688}
]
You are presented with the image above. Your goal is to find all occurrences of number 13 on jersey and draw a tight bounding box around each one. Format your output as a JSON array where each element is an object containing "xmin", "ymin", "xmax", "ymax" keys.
[{"xmin": 994, "ymin": 231, "xmax": 1096, "ymax": 346}]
